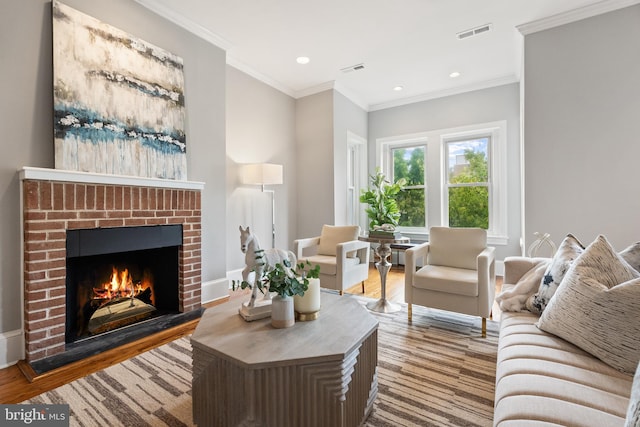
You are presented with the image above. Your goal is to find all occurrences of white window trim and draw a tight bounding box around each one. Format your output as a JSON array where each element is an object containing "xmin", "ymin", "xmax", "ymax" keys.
[
  {"xmin": 375, "ymin": 121, "xmax": 508, "ymax": 245},
  {"xmin": 347, "ymin": 131, "xmax": 367, "ymax": 232}
]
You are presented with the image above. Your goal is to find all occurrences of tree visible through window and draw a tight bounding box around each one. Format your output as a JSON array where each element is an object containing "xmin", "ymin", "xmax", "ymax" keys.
[
  {"xmin": 392, "ymin": 146, "xmax": 425, "ymax": 227},
  {"xmin": 446, "ymin": 138, "xmax": 489, "ymax": 229}
]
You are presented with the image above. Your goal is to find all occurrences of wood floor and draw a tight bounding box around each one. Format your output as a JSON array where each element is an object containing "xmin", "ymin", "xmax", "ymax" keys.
[{"xmin": 0, "ymin": 264, "xmax": 502, "ymax": 404}]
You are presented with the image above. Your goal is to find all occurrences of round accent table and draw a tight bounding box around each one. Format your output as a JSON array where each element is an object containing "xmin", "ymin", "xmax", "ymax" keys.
[{"xmin": 359, "ymin": 234, "xmax": 410, "ymax": 313}]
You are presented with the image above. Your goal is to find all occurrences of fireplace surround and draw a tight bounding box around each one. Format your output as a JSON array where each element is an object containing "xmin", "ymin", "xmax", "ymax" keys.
[{"xmin": 20, "ymin": 167, "xmax": 204, "ymax": 373}]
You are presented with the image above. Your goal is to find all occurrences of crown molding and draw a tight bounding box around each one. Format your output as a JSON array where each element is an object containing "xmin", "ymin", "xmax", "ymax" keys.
[
  {"xmin": 369, "ymin": 74, "xmax": 518, "ymax": 112},
  {"xmin": 294, "ymin": 81, "xmax": 335, "ymax": 99},
  {"xmin": 226, "ymin": 57, "xmax": 296, "ymax": 98},
  {"xmin": 134, "ymin": 0, "xmax": 233, "ymax": 50},
  {"xmin": 517, "ymin": 0, "xmax": 640, "ymax": 35},
  {"xmin": 332, "ymin": 82, "xmax": 370, "ymax": 112}
]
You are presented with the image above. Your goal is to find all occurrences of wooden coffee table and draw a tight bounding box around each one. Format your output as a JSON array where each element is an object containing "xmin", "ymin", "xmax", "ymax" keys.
[{"xmin": 191, "ymin": 292, "xmax": 378, "ymax": 427}]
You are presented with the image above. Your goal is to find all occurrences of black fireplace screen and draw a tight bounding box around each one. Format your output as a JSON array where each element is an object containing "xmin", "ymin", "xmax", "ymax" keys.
[{"xmin": 65, "ymin": 225, "xmax": 182, "ymax": 343}]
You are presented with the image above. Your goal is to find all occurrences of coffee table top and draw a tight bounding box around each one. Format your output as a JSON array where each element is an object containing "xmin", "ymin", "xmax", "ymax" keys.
[{"xmin": 191, "ymin": 292, "xmax": 378, "ymax": 369}]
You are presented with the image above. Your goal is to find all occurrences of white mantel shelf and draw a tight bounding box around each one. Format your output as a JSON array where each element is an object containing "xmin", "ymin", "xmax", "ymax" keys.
[{"xmin": 19, "ymin": 167, "xmax": 205, "ymax": 190}]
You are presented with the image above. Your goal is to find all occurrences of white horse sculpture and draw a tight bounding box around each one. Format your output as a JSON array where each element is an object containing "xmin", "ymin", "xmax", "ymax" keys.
[{"xmin": 239, "ymin": 226, "xmax": 297, "ymax": 308}]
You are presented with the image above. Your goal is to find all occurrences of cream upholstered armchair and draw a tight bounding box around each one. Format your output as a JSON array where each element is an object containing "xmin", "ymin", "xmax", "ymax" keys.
[
  {"xmin": 405, "ymin": 226, "xmax": 495, "ymax": 337},
  {"xmin": 294, "ymin": 225, "xmax": 370, "ymax": 294}
]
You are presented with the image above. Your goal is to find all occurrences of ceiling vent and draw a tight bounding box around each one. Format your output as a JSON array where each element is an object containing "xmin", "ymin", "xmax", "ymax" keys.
[
  {"xmin": 341, "ymin": 63, "xmax": 365, "ymax": 73},
  {"xmin": 456, "ymin": 24, "xmax": 492, "ymax": 40}
]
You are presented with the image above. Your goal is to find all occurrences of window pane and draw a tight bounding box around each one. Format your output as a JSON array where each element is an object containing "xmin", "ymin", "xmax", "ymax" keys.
[
  {"xmin": 393, "ymin": 146, "xmax": 424, "ymax": 185},
  {"xmin": 448, "ymin": 186, "xmax": 488, "ymax": 228},
  {"xmin": 447, "ymin": 138, "xmax": 488, "ymax": 184},
  {"xmin": 397, "ymin": 188, "xmax": 425, "ymax": 227}
]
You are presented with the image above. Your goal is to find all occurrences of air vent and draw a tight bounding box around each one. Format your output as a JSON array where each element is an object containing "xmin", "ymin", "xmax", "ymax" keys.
[
  {"xmin": 457, "ymin": 24, "xmax": 492, "ymax": 40},
  {"xmin": 341, "ymin": 63, "xmax": 365, "ymax": 73}
]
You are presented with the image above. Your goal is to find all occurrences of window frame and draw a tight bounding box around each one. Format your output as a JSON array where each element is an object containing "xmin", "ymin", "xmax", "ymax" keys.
[{"xmin": 376, "ymin": 121, "xmax": 508, "ymax": 245}]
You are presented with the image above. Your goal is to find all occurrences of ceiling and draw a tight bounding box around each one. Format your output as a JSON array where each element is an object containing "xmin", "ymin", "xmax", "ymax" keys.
[{"xmin": 137, "ymin": 0, "xmax": 618, "ymax": 110}]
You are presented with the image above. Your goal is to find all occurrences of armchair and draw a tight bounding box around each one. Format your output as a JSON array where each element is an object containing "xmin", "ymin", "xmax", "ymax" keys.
[
  {"xmin": 405, "ymin": 227, "xmax": 495, "ymax": 337},
  {"xmin": 294, "ymin": 225, "xmax": 370, "ymax": 294}
]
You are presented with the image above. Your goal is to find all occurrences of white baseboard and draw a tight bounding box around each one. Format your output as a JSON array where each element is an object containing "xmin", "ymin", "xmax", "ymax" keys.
[
  {"xmin": 201, "ymin": 277, "xmax": 230, "ymax": 304},
  {"xmin": 0, "ymin": 329, "xmax": 24, "ymax": 369}
]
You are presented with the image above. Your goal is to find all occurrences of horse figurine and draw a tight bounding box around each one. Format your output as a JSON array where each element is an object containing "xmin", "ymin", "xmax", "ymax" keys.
[{"xmin": 239, "ymin": 226, "xmax": 297, "ymax": 308}]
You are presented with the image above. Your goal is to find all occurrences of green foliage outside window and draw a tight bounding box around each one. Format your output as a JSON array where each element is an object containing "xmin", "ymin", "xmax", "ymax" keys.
[
  {"xmin": 448, "ymin": 148, "xmax": 489, "ymax": 229},
  {"xmin": 393, "ymin": 147, "xmax": 425, "ymax": 227}
]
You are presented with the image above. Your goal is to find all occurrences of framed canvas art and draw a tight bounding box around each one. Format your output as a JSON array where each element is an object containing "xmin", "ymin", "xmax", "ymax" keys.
[{"xmin": 52, "ymin": 1, "xmax": 187, "ymax": 180}]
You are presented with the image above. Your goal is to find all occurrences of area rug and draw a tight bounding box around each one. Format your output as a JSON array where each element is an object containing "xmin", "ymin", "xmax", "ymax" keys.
[{"xmin": 26, "ymin": 303, "xmax": 499, "ymax": 427}]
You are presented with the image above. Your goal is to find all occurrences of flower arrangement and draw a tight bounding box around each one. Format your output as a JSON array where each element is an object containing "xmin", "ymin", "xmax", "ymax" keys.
[{"xmin": 233, "ymin": 260, "xmax": 320, "ymax": 298}]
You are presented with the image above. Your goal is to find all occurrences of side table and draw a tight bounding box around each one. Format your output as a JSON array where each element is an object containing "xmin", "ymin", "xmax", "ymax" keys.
[{"xmin": 359, "ymin": 234, "xmax": 410, "ymax": 313}]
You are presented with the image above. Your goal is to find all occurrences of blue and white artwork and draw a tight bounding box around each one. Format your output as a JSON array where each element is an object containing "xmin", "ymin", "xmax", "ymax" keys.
[{"xmin": 52, "ymin": 1, "xmax": 187, "ymax": 180}]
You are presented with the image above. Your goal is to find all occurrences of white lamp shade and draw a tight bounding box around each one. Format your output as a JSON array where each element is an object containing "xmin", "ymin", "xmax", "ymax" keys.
[{"xmin": 242, "ymin": 163, "xmax": 283, "ymax": 185}]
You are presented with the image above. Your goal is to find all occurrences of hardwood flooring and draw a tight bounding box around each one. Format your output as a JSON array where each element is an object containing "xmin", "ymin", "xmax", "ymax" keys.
[{"xmin": 0, "ymin": 264, "xmax": 502, "ymax": 404}]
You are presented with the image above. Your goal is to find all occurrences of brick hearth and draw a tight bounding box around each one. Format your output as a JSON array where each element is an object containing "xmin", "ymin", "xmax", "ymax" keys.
[{"xmin": 20, "ymin": 167, "xmax": 203, "ymax": 363}]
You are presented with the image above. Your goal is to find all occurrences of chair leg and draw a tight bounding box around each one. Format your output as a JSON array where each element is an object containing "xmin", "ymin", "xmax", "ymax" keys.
[
  {"xmin": 408, "ymin": 304, "xmax": 412, "ymax": 322},
  {"xmin": 339, "ymin": 290, "xmax": 343, "ymax": 296},
  {"xmin": 361, "ymin": 281, "xmax": 365, "ymax": 293},
  {"xmin": 482, "ymin": 317, "xmax": 487, "ymax": 338}
]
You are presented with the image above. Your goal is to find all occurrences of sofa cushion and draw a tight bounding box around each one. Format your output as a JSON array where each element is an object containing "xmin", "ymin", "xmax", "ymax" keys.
[
  {"xmin": 526, "ymin": 233, "xmax": 584, "ymax": 314},
  {"xmin": 537, "ymin": 235, "xmax": 640, "ymax": 374},
  {"xmin": 625, "ymin": 362, "xmax": 640, "ymax": 427},
  {"xmin": 301, "ymin": 254, "xmax": 360, "ymax": 276},
  {"xmin": 317, "ymin": 225, "xmax": 359, "ymax": 257}
]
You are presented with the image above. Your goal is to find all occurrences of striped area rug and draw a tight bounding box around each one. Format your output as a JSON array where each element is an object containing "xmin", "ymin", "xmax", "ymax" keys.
[{"xmin": 27, "ymin": 302, "xmax": 498, "ymax": 427}]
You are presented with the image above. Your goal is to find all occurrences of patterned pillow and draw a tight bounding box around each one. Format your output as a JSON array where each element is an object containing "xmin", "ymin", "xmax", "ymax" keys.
[
  {"xmin": 620, "ymin": 242, "xmax": 640, "ymax": 273},
  {"xmin": 537, "ymin": 235, "xmax": 640, "ymax": 374},
  {"xmin": 526, "ymin": 234, "xmax": 584, "ymax": 314},
  {"xmin": 626, "ymin": 362, "xmax": 640, "ymax": 427}
]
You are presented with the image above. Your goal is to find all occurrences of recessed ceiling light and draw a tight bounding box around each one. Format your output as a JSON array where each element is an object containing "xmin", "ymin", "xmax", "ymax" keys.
[
  {"xmin": 296, "ymin": 56, "xmax": 310, "ymax": 65},
  {"xmin": 393, "ymin": 86, "xmax": 403, "ymax": 91},
  {"xmin": 449, "ymin": 71, "xmax": 461, "ymax": 78}
]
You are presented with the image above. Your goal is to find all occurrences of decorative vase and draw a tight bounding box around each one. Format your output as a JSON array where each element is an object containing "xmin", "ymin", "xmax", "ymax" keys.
[
  {"xmin": 271, "ymin": 295, "xmax": 295, "ymax": 328},
  {"xmin": 294, "ymin": 278, "xmax": 321, "ymax": 321}
]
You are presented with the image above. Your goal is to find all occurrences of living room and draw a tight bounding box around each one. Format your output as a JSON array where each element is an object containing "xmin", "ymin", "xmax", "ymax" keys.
[{"xmin": 1, "ymin": 0, "xmax": 639, "ymax": 424}]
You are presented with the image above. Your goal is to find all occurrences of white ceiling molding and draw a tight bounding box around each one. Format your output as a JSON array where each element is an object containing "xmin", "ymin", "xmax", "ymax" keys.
[
  {"xmin": 369, "ymin": 75, "xmax": 519, "ymax": 112},
  {"xmin": 226, "ymin": 57, "xmax": 296, "ymax": 98},
  {"xmin": 517, "ymin": 0, "xmax": 640, "ymax": 35},
  {"xmin": 294, "ymin": 81, "xmax": 335, "ymax": 100},
  {"xmin": 134, "ymin": 0, "xmax": 233, "ymax": 50},
  {"xmin": 333, "ymin": 82, "xmax": 370, "ymax": 112}
]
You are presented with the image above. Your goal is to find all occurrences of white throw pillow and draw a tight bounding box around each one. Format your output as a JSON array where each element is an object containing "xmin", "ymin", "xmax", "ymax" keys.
[
  {"xmin": 526, "ymin": 234, "xmax": 584, "ymax": 314},
  {"xmin": 625, "ymin": 362, "xmax": 640, "ymax": 427},
  {"xmin": 537, "ymin": 235, "xmax": 640, "ymax": 374}
]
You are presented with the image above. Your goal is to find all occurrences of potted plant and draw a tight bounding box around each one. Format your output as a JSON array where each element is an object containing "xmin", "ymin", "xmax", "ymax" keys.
[
  {"xmin": 359, "ymin": 168, "xmax": 406, "ymax": 235},
  {"xmin": 259, "ymin": 260, "xmax": 320, "ymax": 328}
]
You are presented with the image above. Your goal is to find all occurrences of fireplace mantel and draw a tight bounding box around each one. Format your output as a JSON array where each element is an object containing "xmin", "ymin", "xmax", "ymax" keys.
[{"xmin": 20, "ymin": 167, "xmax": 205, "ymax": 190}]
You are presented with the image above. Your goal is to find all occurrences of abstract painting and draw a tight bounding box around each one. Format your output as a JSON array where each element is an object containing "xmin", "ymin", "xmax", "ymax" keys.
[{"xmin": 52, "ymin": 1, "xmax": 187, "ymax": 180}]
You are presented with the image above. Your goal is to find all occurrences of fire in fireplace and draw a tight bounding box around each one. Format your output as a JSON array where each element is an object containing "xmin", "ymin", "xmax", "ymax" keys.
[{"xmin": 66, "ymin": 225, "xmax": 182, "ymax": 343}]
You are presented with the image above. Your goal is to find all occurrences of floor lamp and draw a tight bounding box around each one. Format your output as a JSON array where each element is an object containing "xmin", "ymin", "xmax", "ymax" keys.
[{"xmin": 242, "ymin": 163, "xmax": 283, "ymax": 248}]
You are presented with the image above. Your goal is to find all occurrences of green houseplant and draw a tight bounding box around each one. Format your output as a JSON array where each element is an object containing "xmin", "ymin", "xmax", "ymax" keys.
[{"xmin": 359, "ymin": 169, "xmax": 406, "ymax": 231}]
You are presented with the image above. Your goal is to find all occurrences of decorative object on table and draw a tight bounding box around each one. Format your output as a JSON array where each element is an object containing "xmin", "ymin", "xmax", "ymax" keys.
[
  {"xmin": 241, "ymin": 163, "xmax": 283, "ymax": 248},
  {"xmin": 233, "ymin": 226, "xmax": 297, "ymax": 321},
  {"xmin": 262, "ymin": 261, "xmax": 320, "ymax": 328},
  {"xmin": 293, "ymin": 265, "xmax": 322, "ymax": 321},
  {"xmin": 359, "ymin": 168, "xmax": 406, "ymax": 234},
  {"xmin": 527, "ymin": 231, "xmax": 557, "ymax": 257},
  {"xmin": 52, "ymin": 1, "xmax": 187, "ymax": 180}
]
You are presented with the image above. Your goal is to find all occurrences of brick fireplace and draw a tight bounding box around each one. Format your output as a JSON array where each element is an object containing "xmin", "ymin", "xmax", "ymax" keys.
[{"xmin": 20, "ymin": 167, "xmax": 204, "ymax": 370}]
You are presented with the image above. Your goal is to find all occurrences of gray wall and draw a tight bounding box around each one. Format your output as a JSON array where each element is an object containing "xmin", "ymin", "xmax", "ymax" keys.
[
  {"xmin": 368, "ymin": 83, "xmax": 522, "ymax": 261},
  {"xmin": 295, "ymin": 90, "xmax": 335, "ymax": 239},
  {"xmin": 225, "ymin": 65, "xmax": 297, "ymax": 269},
  {"xmin": 523, "ymin": 5, "xmax": 640, "ymax": 251},
  {"xmin": 333, "ymin": 91, "xmax": 368, "ymax": 227},
  {"xmin": 0, "ymin": 0, "xmax": 226, "ymax": 359}
]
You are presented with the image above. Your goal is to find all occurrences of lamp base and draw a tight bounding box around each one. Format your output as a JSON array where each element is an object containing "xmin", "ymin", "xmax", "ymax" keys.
[{"xmin": 239, "ymin": 299, "xmax": 272, "ymax": 321}]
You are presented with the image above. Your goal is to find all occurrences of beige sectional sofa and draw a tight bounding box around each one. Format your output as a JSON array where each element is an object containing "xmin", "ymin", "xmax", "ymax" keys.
[{"xmin": 493, "ymin": 256, "xmax": 634, "ymax": 426}]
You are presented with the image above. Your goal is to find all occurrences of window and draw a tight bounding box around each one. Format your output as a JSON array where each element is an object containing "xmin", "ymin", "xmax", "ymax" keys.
[
  {"xmin": 347, "ymin": 132, "xmax": 367, "ymax": 229},
  {"xmin": 445, "ymin": 137, "xmax": 489, "ymax": 229},
  {"xmin": 376, "ymin": 121, "xmax": 507, "ymax": 244},
  {"xmin": 392, "ymin": 145, "xmax": 426, "ymax": 228}
]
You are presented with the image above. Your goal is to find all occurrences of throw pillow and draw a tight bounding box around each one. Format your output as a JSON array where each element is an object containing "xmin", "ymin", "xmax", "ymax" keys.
[
  {"xmin": 537, "ymin": 235, "xmax": 640, "ymax": 374},
  {"xmin": 625, "ymin": 361, "xmax": 640, "ymax": 427},
  {"xmin": 526, "ymin": 233, "xmax": 584, "ymax": 314},
  {"xmin": 621, "ymin": 242, "xmax": 640, "ymax": 273}
]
